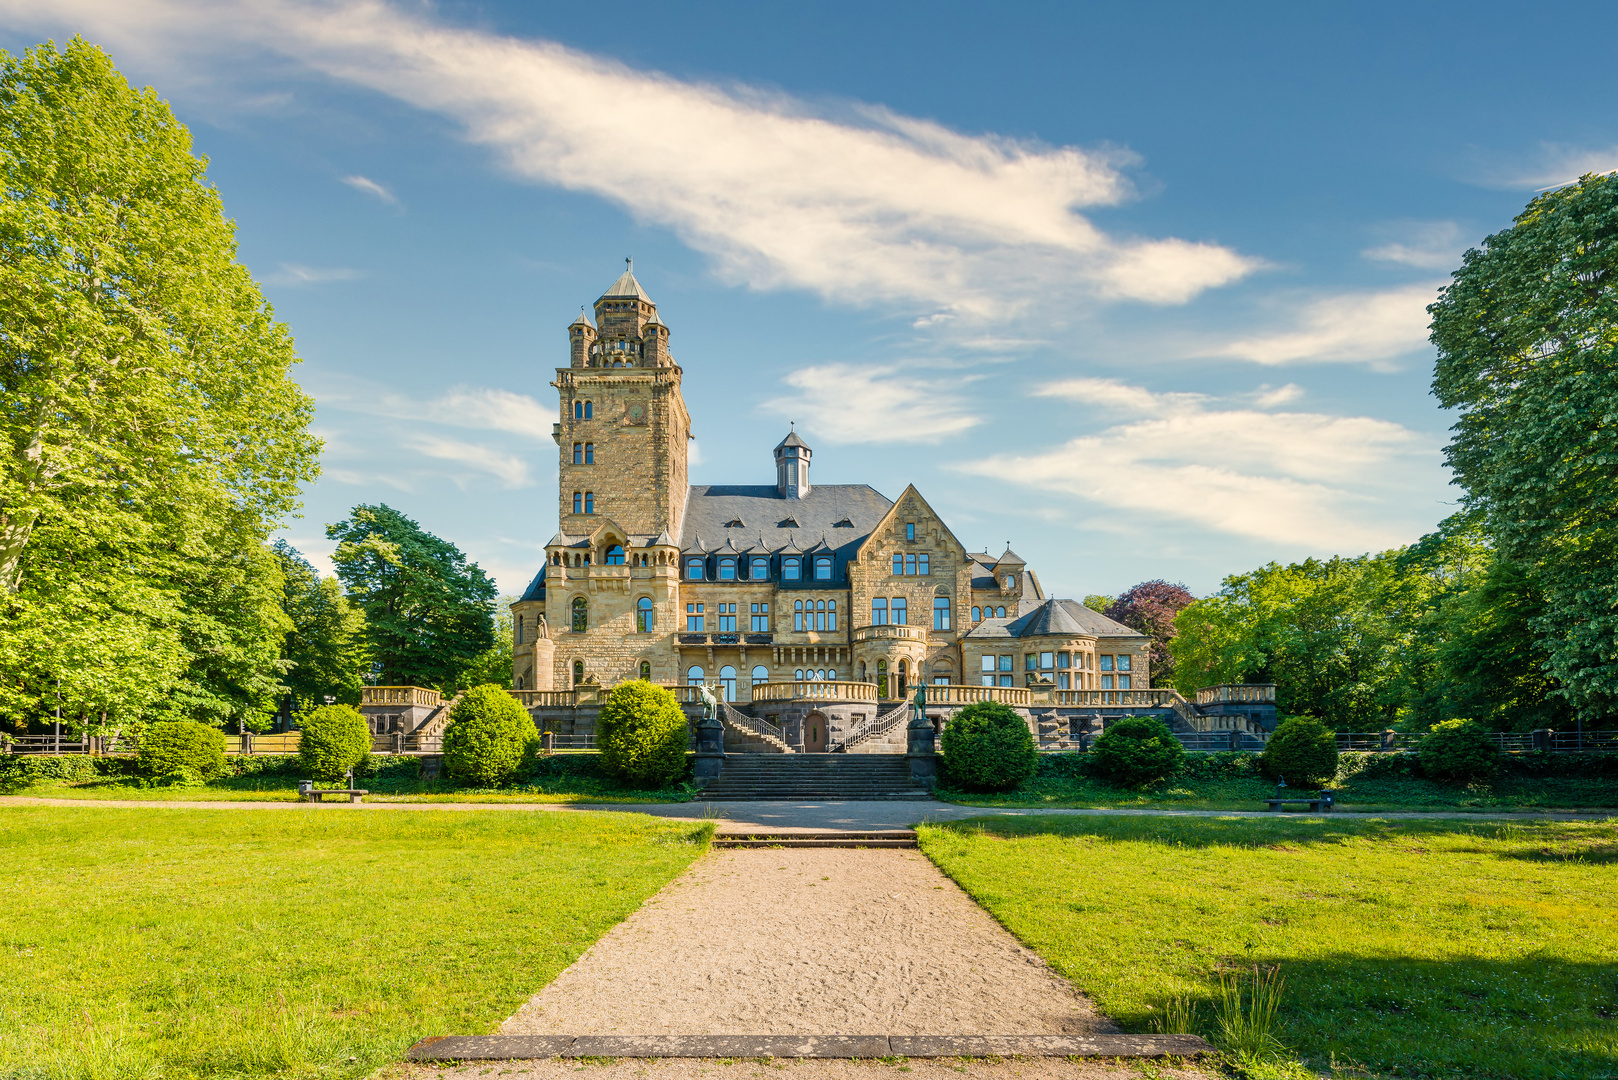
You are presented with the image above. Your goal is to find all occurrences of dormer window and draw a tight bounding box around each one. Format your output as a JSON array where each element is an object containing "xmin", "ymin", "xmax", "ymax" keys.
[
  {"xmin": 718, "ymin": 557, "xmax": 737, "ymax": 580},
  {"xmin": 783, "ymin": 557, "xmax": 801, "ymax": 581},
  {"xmin": 779, "ymin": 517, "xmax": 799, "ymax": 529},
  {"xmin": 815, "ymin": 557, "xmax": 833, "ymax": 580},
  {"xmin": 686, "ymin": 558, "xmax": 705, "ymax": 580},
  {"xmin": 749, "ymin": 557, "xmax": 769, "ymax": 579},
  {"xmin": 724, "ymin": 518, "xmax": 745, "ymax": 528}
]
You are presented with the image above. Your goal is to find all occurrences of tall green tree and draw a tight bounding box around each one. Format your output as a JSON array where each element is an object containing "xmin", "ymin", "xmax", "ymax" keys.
[
  {"xmin": 273, "ymin": 541, "xmax": 365, "ymax": 717},
  {"xmin": 327, "ymin": 505, "xmax": 496, "ymax": 694},
  {"xmin": 0, "ymin": 39, "xmax": 320, "ymax": 731},
  {"xmin": 1429, "ymin": 172, "xmax": 1618, "ymax": 725},
  {"xmin": 460, "ymin": 594, "xmax": 518, "ymax": 690}
]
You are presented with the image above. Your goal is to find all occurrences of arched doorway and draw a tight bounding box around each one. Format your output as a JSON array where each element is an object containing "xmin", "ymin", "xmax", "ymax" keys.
[
  {"xmin": 803, "ymin": 711, "xmax": 829, "ymax": 753},
  {"xmin": 876, "ymin": 659, "xmax": 888, "ymax": 698},
  {"xmin": 719, "ymin": 666, "xmax": 737, "ymax": 701},
  {"xmin": 897, "ymin": 659, "xmax": 909, "ymax": 700}
]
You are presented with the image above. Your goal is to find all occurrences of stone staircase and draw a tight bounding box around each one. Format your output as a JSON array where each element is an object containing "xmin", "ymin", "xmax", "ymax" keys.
[{"xmin": 696, "ymin": 755, "xmax": 932, "ymax": 801}]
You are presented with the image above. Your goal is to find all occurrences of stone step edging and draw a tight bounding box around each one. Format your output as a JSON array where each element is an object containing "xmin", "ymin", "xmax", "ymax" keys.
[{"xmin": 406, "ymin": 1034, "xmax": 1213, "ymax": 1060}]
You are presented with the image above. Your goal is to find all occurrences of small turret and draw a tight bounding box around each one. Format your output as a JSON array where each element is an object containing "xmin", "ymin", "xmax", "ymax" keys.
[
  {"xmin": 774, "ymin": 426, "xmax": 811, "ymax": 499},
  {"xmin": 568, "ymin": 307, "xmax": 596, "ymax": 368}
]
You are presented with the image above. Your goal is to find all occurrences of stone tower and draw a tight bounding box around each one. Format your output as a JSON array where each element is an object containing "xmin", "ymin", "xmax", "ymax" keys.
[{"xmin": 553, "ymin": 261, "xmax": 691, "ymax": 538}]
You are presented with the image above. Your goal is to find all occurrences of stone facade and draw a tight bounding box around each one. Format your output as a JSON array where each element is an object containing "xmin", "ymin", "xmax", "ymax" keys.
[{"xmin": 511, "ymin": 267, "xmax": 1149, "ymax": 703}]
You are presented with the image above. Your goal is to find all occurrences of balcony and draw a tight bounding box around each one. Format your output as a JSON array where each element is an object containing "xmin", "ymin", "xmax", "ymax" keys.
[
  {"xmin": 751, "ymin": 680, "xmax": 880, "ymax": 703},
  {"xmin": 921, "ymin": 684, "xmax": 1031, "ymax": 707},
  {"xmin": 851, "ymin": 624, "xmax": 928, "ymax": 645},
  {"xmin": 361, "ymin": 686, "xmax": 442, "ymax": 707}
]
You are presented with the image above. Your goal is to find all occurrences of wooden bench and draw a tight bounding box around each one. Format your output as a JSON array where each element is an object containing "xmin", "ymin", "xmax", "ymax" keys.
[
  {"xmin": 1264, "ymin": 790, "xmax": 1334, "ymax": 813},
  {"xmin": 297, "ymin": 781, "xmax": 368, "ymax": 804}
]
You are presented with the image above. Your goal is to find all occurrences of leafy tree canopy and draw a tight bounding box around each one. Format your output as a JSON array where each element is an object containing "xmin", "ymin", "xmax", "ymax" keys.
[
  {"xmin": 274, "ymin": 540, "xmax": 365, "ymax": 715},
  {"xmin": 0, "ymin": 39, "xmax": 319, "ymax": 732},
  {"xmin": 1429, "ymin": 172, "xmax": 1618, "ymax": 724},
  {"xmin": 1103, "ymin": 580, "xmax": 1196, "ymax": 687},
  {"xmin": 327, "ymin": 504, "xmax": 496, "ymax": 694}
]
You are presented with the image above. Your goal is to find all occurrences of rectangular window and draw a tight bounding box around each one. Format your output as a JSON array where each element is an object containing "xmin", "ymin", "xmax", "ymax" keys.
[
  {"xmin": 1099, "ymin": 654, "xmax": 1115, "ymax": 671},
  {"xmin": 1101, "ymin": 674, "xmax": 1114, "ymax": 690},
  {"xmin": 686, "ymin": 602, "xmax": 704, "ymax": 632},
  {"xmin": 828, "ymin": 602, "xmax": 838, "ymax": 631},
  {"xmin": 906, "ymin": 522, "xmax": 916, "ymax": 541},
  {"xmin": 1040, "ymin": 652, "xmax": 1054, "ymax": 670},
  {"xmin": 999, "ymin": 674, "xmax": 1013, "ymax": 687},
  {"xmin": 918, "ymin": 553, "xmax": 929, "ymax": 575},
  {"xmin": 572, "ymin": 492, "xmax": 582, "ymax": 514},
  {"xmin": 905, "ymin": 553, "xmax": 917, "ymax": 575},
  {"xmin": 1117, "ymin": 654, "xmax": 1132, "ymax": 671},
  {"xmin": 873, "ymin": 598, "xmax": 888, "ymax": 626},
  {"xmin": 981, "ymin": 655, "xmax": 996, "ymax": 672},
  {"xmin": 718, "ymin": 604, "xmax": 736, "ymax": 632},
  {"xmin": 584, "ymin": 443, "xmax": 594, "ymax": 464},
  {"xmin": 751, "ymin": 603, "xmax": 770, "ymax": 632},
  {"xmin": 794, "ymin": 599, "xmax": 806, "ymax": 632},
  {"xmin": 1025, "ymin": 654, "xmax": 1036, "ymax": 671},
  {"xmin": 892, "ymin": 553, "xmax": 903, "ymax": 575},
  {"xmin": 1057, "ymin": 651, "xmax": 1070, "ymax": 669},
  {"xmin": 1058, "ymin": 672, "xmax": 1070, "ymax": 690},
  {"xmin": 934, "ymin": 676, "xmax": 950, "ymax": 685},
  {"xmin": 998, "ymin": 654, "xmax": 1013, "ymax": 672},
  {"xmin": 584, "ymin": 492, "xmax": 594, "ymax": 513},
  {"xmin": 933, "ymin": 596, "xmax": 950, "ymax": 631},
  {"xmin": 981, "ymin": 674, "xmax": 995, "ymax": 686},
  {"xmin": 892, "ymin": 597, "xmax": 907, "ymax": 625},
  {"xmin": 1118, "ymin": 674, "xmax": 1132, "ymax": 689}
]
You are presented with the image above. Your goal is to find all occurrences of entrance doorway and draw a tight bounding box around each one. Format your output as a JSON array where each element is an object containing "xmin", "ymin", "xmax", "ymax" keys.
[
  {"xmin": 803, "ymin": 711, "xmax": 829, "ymax": 753},
  {"xmin": 896, "ymin": 660, "xmax": 909, "ymax": 700}
]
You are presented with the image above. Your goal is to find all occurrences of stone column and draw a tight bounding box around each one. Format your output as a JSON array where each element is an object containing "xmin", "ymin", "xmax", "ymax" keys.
[
  {"xmin": 906, "ymin": 690, "xmax": 937, "ymax": 788},
  {"xmin": 693, "ymin": 712, "xmax": 725, "ymax": 787}
]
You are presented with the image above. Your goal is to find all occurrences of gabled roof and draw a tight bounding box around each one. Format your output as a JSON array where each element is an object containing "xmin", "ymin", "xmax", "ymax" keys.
[
  {"xmin": 853, "ymin": 483, "xmax": 967, "ymax": 568},
  {"xmin": 994, "ymin": 546, "xmax": 1027, "ymax": 567}
]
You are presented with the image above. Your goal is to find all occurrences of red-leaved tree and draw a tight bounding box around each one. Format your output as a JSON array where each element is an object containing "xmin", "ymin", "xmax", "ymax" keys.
[{"xmin": 1103, "ymin": 581, "xmax": 1197, "ymax": 688}]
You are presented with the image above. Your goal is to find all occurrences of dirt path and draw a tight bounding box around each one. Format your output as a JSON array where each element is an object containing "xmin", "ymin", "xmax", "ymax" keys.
[
  {"xmin": 500, "ymin": 848, "xmax": 1107, "ymax": 1037},
  {"xmin": 398, "ymin": 1054, "xmax": 1215, "ymax": 1080}
]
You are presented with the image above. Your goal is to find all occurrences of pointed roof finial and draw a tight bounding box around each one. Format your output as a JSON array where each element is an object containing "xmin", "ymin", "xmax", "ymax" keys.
[{"xmin": 626, "ymin": 255, "xmax": 632, "ymax": 272}]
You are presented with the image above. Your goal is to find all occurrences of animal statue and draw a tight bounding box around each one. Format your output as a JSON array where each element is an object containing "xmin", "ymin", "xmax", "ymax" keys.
[{"xmin": 698, "ymin": 683, "xmax": 718, "ymax": 721}]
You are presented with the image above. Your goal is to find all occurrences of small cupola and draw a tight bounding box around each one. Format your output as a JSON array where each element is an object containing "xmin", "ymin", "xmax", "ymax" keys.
[{"xmin": 774, "ymin": 425, "xmax": 812, "ymax": 500}]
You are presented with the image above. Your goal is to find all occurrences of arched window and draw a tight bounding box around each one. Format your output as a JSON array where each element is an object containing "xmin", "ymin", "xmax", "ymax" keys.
[
  {"xmin": 718, "ymin": 557, "xmax": 736, "ymax": 580},
  {"xmin": 639, "ymin": 660, "xmax": 652, "ymax": 681},
  {"xmin": 573, "ymin": 659, "xmax": 584, "ymax": 685},
  {"xmin": 794, "ymin": 669, "xmax": 804, "ymax": 680},
  {"xmin": 749, "ymin": 557, "xmax": 768, "ymax": 579},
  {"xmin": 571, "ymin": 596, "xmax": 588, "ymax": 632},
  {"xmin": 572, "ymin": 442, "xmax": 583, "ymax": 464},
  {"xmin": 686, "ymin": 558, "xmax": 705, "ymax": 580},
  {"xmin": 606, "ymin": 544, "xmax": 625, "ymax": 565},
  {"xmin": 934, "ymin": 596, "xmax": 952, "ymax": 631},
  {"xmin": 827, "ymin": 599, "xmax": 838, "ymax": 631},
  {"xmin": 584, "ymin": 443, "xmax": 594, "ymax": 464},
  {"xmin": 815, "ymin": 557, "xmax": 832, "ymax": 580},
  {"xmin": 584, "ymin": 401, "xmax": 593, "ymax": 419},
  {"xmin": 858, "ymin": 661, "xmax": 867, "ymax": 680},
  {"xmin": 783, "ymin": 557, "xmax": 801, "ymax": 581},
  {"xmin": 996, "ymin": 606, "xmax": 1006, "ymax": 618},
  {"xmin": 584, "ymin": 492, "xmax": 595, "ymax": 513},
  {"xmin": 972, "ymin": 606, "xmax": 981, "ymax": 622},
  {"xmin": 572, "ymin": 492, "xmax": 582, "ymax": 514},
  {"xmin": 686, "ymin": 665, "xmax": 705, "ymax": 686},
  {"xmin": 517, "ymin": 675, "xmax": 525, "ymax": 690},
  {"xmin": 574, "ymin": 401, "xmax": 583, "ymax": 419},
  {"xmin": 719, "ymin": 666, "xmax": 737, "ymax": 701},
  {"xmin": 892, "ymin": 553, "xmax": 904, "ymax": 575},
  {"xmin": 751, "ymin": 665, "xmax": 769, "ymax": 686},
  {"xmin": 516, "ymin": 615, "xmax": 524, "ymax": 645},
  {"xmin": 827, "ymin": 669, "xmax": 837, "ymax": 680},
  {"xmin": 876, "ymin": 658, "xmax": 889, "ymax": 698},
  {"xmin": 636, "ymin": 596, "xmax": 654, "ymax": 632}
]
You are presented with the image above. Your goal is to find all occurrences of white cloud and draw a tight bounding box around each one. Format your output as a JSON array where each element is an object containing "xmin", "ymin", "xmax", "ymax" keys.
[
  {"xmin": 961, "ymin": 380, "xmax": 1443, "ymax": 551},
  {"xmin": 763, "ymin": 363, "xmax": 982, "ymax": 445},
  {"xmin": 1215, "ymin": 283, "xmax": 1440, "ymax": 367},
  {"xmin": 1036, "ymin": 377, "xmax": 1207, "ymax": 415},
  {"xmin": 1252, "ymin": 383, "xmax": 1304, "ymax": 408},
  {"xmin": 265, "ymin": 262, "xmax": 365, "ymax": 285},
  {"xmin": 309, "ymin": 377, "xmax": 554, "ymax": 439},
  {"xmin": 341, "ymin": 173, "xmax": 399, "ymax": 205},
  {"xmin": 1362, "ymin": 221, "xmax": 1467, "ymax": 270},
  {"xmin": 0, "ymin": 0, "xmax": 1260, "ymax": 318},
  {"xmin": 406, "ymin": 435, "xmax": 532, "ymax": 488},
  {"xmin": 1482, "ymin": 143, "xmax": 1618, "ymax": 190}
]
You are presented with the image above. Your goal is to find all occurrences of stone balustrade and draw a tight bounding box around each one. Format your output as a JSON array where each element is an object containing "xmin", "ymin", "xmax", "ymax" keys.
[
  {"xmin": 923, "ymin": 684, "xmax": 1033, "ymax": 706},
  {"xmin": 1055, "ymin": 689, "xmax": 1179, "ymax": 708},
  {"xmin": 850, "ymin": 624, "xmax": 928, "ymax": 644},
  {"xmin": 751, "ymin": 680, "xmax": 880, "ymax": 703},
  {"xmin": 361, "ymin": 686, "xmax": 442, "ymax": 707},
  {"xmin": 1194, "ymin": 683, "xmax": 1278, "ymax": 706}
]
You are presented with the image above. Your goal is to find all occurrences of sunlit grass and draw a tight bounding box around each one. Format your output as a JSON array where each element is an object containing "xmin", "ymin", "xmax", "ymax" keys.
[
  {"xmin": 0, "ymin": 807, "xmax": 711, "ymax": 1080},
  {"xmin": 918, "ymin": 815, "xmax": 1618, "ymax": 1079}
]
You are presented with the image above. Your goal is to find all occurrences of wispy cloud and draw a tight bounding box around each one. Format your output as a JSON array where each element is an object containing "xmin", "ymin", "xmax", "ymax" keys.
[
  {"xmin": 764, "ymin": 362, "xmax": 982, "ymax": 445},
  {"xmin": 961, "ymin": 380, "xmax": 1443, "ymax": 550},
  {"xmin": 265, "ymin": 262, "xmax": 365, "ymax": 286},
  {"xmin": 1479, "ymin": 143, "xmax": 1618, "ymax": 190},
  {"xmin": 1362, "ymin": 221, "xmax": 1467, "ymax": 270},
  {"xmin": 1214, "ymin": 283, "xmax": 1440, "ymax": 368},
  {"xmin": 310, "ymin": 377, "xmax": 554, "ymax": 439},
  {"xmin": 341, "ymin": 173, "xmax": 400, "ymax": 205},
  {"xmin": 3, "ymin": 0, "xmax": 1260, "ymax": 319},
  {"xmin": 405, "ymin": 435, "xmax": 532, "ymax": 488}
]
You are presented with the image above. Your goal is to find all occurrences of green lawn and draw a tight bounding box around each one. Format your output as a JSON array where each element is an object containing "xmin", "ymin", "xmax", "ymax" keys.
[
  {"xmin": 918, "ymin": 815, "xmax": 1618, "ymax": 1079},
  {"xmin": 0, "ymin": 807, "xmax": 711, "ymax": 1080},
  {"xmin": 935, "ymin": 751, "xmax": 1618, "ymax": 813}
]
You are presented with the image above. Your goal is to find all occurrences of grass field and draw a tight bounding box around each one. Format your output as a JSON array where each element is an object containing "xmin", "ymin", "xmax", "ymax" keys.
[
  {"xmin": 0, "ymin": 807, "xmax": 711, "ymax": 1080},
  {"xmin": 918, "ymin": 815, "xmax": 1618, "ymax": 1079},
  {"xmin": 935, "ymin": 751, "xmax": 1618, "ymax": 813}
]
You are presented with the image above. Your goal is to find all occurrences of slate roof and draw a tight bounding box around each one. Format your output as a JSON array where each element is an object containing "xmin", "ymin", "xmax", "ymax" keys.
[
  {"xmin": 681, "ymin": 484, "xmax": 892, "ymax": 567},
  {"xmin": 775, "ymin": 428, "xmax": 810, "ymax": 451},
  {"xmin": 599, "ymin": 267, "xmax": 652, "ymax": 302},
  {"xmin": 965, "ymin": 598, "xmax": 1142, "ymax": 640},
  {"xmin": 518, "ymin": 567, "xmax": 546, "ymax": 602}
]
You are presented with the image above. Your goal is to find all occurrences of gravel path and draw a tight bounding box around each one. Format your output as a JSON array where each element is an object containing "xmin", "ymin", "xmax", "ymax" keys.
[
  {"xmin": 500, "ymin": 848, "xmax": 1109, "ymax": 1037},
  {"xmin": 410, "ymin": 1054, "xmax": 1215, "ymax": 1080}
]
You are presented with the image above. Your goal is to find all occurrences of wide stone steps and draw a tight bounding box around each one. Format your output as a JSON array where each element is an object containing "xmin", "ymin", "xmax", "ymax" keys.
[
  {"xmin": 712, "ymin": 830, "xmax": 918, "ymax": 849},
  {"xmin": 697, "ymin": 755, "xmax": 930, "ymax": 801}
]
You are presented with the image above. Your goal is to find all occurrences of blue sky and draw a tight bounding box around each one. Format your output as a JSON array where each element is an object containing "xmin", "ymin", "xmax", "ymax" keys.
[{"xmin": 5, "ymin": 1, "xmax": 1616, "ymax": 600}]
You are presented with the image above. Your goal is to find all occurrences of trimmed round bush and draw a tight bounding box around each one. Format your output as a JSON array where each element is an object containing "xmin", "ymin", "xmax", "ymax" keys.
[
  {"xmin": 1090, "ymin": 714, "xmax": 1185, "ymax": 788},
  {"xmin": 1419, "ymin": 718, "xmax": 1500, "ymax": 784},
  {"xmin": 137, "ymin": 721, "xmax": 227, "ymax": 780},
  {"xmin": 940, "ymin": 701, "xmax": 1038, "ymax": 793},
  {"xmin": 1262, "ymin": 716, "xmax": 1339, "ymax": 787},
  {"xmin": 443, "ymin": 684, "xmax": 538, "ymax": 786},
  {"xmin": 297, "ymin": 704, "xmax": 372, "ymax": 784},
  {"xmin": 598, "ymin": 681, "xmax": 688, "ymax": 788}
]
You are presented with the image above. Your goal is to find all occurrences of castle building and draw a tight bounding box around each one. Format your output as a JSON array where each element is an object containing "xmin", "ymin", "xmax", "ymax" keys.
[{"xmin": 510, "ymin": 266, "xmax": 1149, "ymax": 746}]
